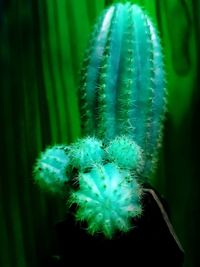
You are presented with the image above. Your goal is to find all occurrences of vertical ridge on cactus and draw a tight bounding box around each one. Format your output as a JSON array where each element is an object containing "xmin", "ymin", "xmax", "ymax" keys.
[
  {"xmin": 116, "ymin": 4, "xmax": 136, "ymax": 137},
  {"xmin": 127, "ymin": 5, "xmax": 153, "ymax": 148},
  {"xmin": 97, "ymin": 4, "xmax": 125, "ymax": 141},
  {"xmin": 79, "ymin": 6, "xmax": 115, "ymax": 136},
  {"xmin": 142, "ymin": 17, "xmax": 167, "ymax": 176}
]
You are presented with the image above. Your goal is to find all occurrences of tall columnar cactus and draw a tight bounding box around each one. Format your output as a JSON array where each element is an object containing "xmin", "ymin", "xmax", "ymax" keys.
[
  {"xmin": 33, "ymin": 3, "xmax": 167, "ymax": 239},
  {"xmin": 79, "ymin": 3, "xmax": 167, "ymax": 178}
]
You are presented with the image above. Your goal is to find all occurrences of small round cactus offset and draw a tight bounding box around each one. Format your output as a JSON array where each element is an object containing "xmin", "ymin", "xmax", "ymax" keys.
[
  {"xmin": 106, "ymin": 136, "xmax": 144, "ymax": 172},
  {"xmin": 71, "ymin": 163, "xmax": 142, "ymax": 238},
  {"xmin": 33, "ymin": 146, "xmax": 70, "ymax": 194},
  {"xmin": 69, "ymin": 137, "xmax": 104, "ymax": 171}
]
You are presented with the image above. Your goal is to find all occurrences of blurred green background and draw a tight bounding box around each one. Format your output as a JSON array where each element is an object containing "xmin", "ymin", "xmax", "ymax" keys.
[{"xmin": 0, "ymin": 0, "xmax": 199, "ymax": 266}]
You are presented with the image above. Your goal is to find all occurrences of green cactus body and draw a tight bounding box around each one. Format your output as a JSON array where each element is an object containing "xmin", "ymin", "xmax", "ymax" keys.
[{"xmin": 79, "ymin": 3, "xmax": 167, "ymax": 177}]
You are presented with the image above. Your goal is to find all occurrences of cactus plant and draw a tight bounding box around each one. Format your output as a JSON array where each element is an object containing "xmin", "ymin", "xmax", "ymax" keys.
[{"xmin": 33, "ymin": 3, "xmax": 167, "ymax": 239}]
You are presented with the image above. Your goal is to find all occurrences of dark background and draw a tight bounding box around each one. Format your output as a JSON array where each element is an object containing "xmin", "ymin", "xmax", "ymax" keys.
[{"xmin": 0, "ymin": 0, "xmax": 199, "ymax": 266}]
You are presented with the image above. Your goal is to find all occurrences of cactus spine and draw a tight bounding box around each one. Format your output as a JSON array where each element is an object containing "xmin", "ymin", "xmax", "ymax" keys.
[{"xmin": 79, "ymin": 3, "xmax": 167, "ymax": 178}]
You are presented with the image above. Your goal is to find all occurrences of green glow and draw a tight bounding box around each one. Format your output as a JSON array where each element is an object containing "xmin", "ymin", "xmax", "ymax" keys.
[{"xmin": 1, "ymin": 1, "xmax": 197, "ymax": 266}]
